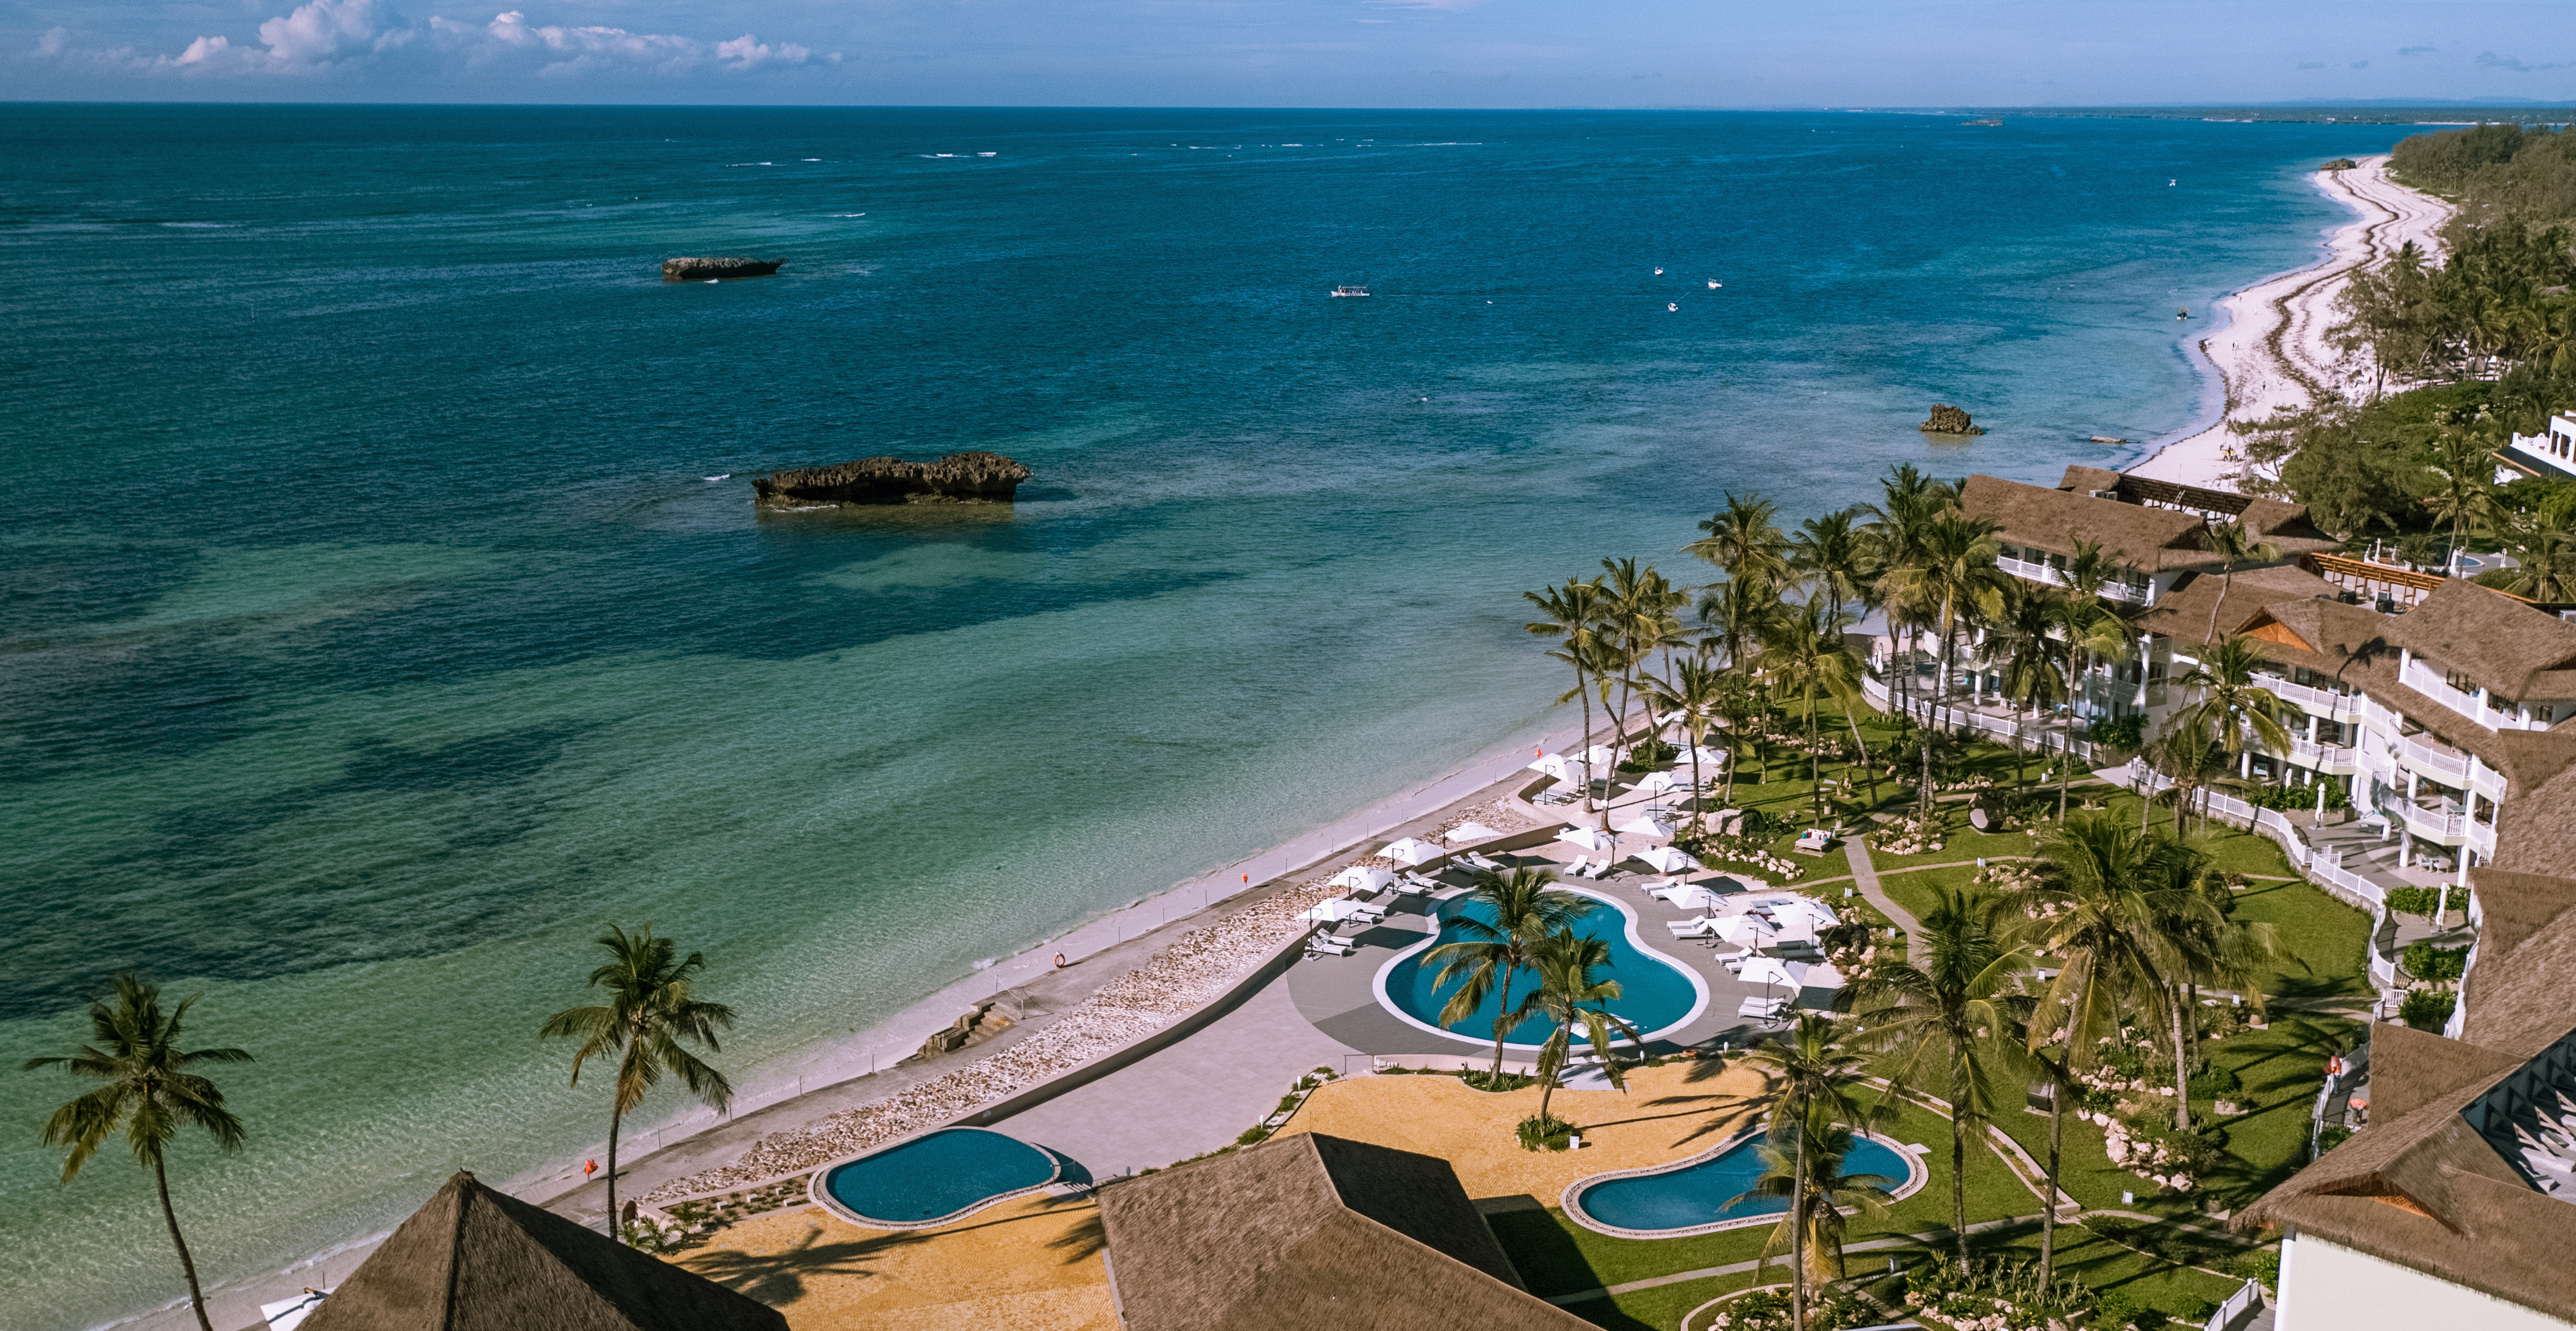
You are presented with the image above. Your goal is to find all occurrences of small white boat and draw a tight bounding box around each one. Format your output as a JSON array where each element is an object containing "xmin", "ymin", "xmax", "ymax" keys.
[
  {"xmin": 1707, "ymin": 280, "xmax": 1721, "ymax": 289},
  {"xmin": 1331, "ymin": 285, "xmax": 1370, "ymax": 297}
]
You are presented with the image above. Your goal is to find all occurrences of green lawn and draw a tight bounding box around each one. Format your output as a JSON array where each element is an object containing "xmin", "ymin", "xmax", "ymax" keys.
[
  {"xmin": 1983, "ymin": 1221, "xmax": 2252, "ymax": 1318},
  {"xmin": 2229, "ymin": 879, "xmax": 2373, "ymax": 999},
  {"xmin": 1488, "ymin": 1101, "xmax": 2046, "ymax": 1303}
]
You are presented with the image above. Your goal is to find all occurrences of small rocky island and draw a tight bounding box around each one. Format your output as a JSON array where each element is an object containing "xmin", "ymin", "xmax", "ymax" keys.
[
  {"xmin": 662, "ymin": 256, "xmax": 785, "ymax": 281},
  {"xmin": 754, "ymin": 451, "xmax": 1033, "ymax": 506},
  {"xmin": 1919, "ymin": 403, "xmax": 1985, "ymax": 436}
]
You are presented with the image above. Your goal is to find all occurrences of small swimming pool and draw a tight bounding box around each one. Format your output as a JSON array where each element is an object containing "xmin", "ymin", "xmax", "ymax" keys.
[
  {"xmin": 1565, "ymin": 1130, "xmax": 1921, "ymax": 1237},
  {"xmin": 815, "ymin": 1127, "xmax": 1063, "ymax": 1229},
  {"xmin": 1375, "ymin": 888, "xmax": 1704, "ymax": 1047}
]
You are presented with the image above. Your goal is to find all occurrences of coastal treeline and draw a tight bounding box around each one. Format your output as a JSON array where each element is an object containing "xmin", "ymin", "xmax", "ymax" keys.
[
  {"xmin": 1516, "ymin": 471, "xmax": 2289, "ymax": 1330},
  {"xmin": 2236, "ymin": 123, "xmax": 2576, "ymax": 577}
]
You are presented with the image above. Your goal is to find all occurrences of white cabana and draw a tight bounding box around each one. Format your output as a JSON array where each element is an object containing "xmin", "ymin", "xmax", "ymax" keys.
[
  {"xmin": 1652, "ymin": 885, "xmax": 1728, "ymax": 912},
  {"xmin": 1555, "ymin": 826, "xmax": 1612, "ymax": 853},
  {"xmin": 1378, "ymin": 837, "xmax": 1446, "ymax": 866},
  {"xmin": 1442, "ymin": 821, "xmax": 1504, "ymax": 845},
  {"xmin": 1737, "ymin": 956, "xmax": 1810, "ymax": 989},
  {"xmin": 1299, "ymin": 898, "xmax": 1370, "ymax": 923},
  {"xmin": 1525, "ymin": 752, "xmax": 1590, "ymax": 785},
  {"xmin": 1614, "ymin": 813, "xmax": 1674, "ymax": 840},
  {"xmin": 1635, "ymin": 845, "xmax": 1703, "ymax": 874},
  {"xmin": 1327, "ymin": 866, "xmax": 1399, "ymax": 895}
]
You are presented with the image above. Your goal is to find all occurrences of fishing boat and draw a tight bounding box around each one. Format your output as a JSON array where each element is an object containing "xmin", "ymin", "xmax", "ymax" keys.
[{"xmin": 1330, "ymin": 285, "xmax": 1370, "ymax": 297}]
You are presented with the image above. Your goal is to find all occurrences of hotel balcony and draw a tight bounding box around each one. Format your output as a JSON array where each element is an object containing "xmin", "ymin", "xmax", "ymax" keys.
[
  {"xmin": 1997, "ymin": 554, "xmax": 2148, "ymax": 605},
  {"xmin": 2391, "ymin": 798, "xmax": 2471, "ymax": 847},
  {"xmin": 2395, "ymin": 731, "xmax": 2472, "ymax": 787},
  {"xmin": 2279, "ymin": 738, "xmax": 2358, "ymax": 775},
  {"xmin": 2252, "ymin": 671, "xmax": 2360, "ymax": 719},
  {"xmin": 2400, "ymin": 656, "xmax": 2554, "ymax": 733}
]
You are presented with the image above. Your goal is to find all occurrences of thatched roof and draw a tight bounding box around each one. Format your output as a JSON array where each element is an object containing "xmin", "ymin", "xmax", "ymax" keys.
[
  {"xmin": 1095, "ymin": 1132, "xmax": 1594, "ymax": 1331},
  {"xmin": 1962, "ymin": 474, "xmax": 2338, "ymax": 574},
  {"xmin": 2390, "ymin": 577, "xmax": 2576, "ymax": 703},
  {"xmin": 299, "ymin": 1173, "xmax": 785, "ymax": 1331},
  {"xmin": 2241, "ymin": 879, "xmax": 2576, "ymax": 1321}
]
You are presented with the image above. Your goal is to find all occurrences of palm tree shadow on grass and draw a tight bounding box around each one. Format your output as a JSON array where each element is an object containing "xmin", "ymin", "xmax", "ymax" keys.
[
  {"xmin": 1043, "ymin": 1197, "xmax": 1107, "ymax": 1266},
  {"xmin": 684, "ymin": 1226, "xmax": 926, "ymax": 1306}
]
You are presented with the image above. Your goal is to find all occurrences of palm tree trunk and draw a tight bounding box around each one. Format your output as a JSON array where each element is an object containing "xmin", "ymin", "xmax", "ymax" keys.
[
  {"xmin": 1575, "ymin": 664, "xmax": 1596, "ymax": 813},
  {"xmin": 1922, "ymin": 598, "xmax": 1955, "ymax": 819},
  {"xmin": 2041, "ymin": 1071, "xmax": 2066, "ymax": 1285},
  {"xmin": 2170, "ymin": 989, "xmax": 2194, "ymax": 1132},
  {"xmin": 2059, "ymin": 647, "xmax": 2085, "ymax": 822},
  {"xmin": 154, "ymin": 1156, "xmax": 216, "ymax": 1331},
  {"xmin": 605, "ymin": 1107, "xmax": 623, "ymax": 1240},
  {"xmin": 1951, "ymin": 1081, "xmax": 1971, "ymax": 1272},
  {"xmin": 1791, "ymin": 1140, "xmax": 1810, "ymax": 1331},
  {"xmin": 1807, "ymin": 701, "xmax": 1823, "ymax": 824},
  {"xmin": 1844, "ymin": 707, "xmax": 1877, "ymax": 804},
  {"xmin": 1489, "ymin": 961, "xmax": 1517, "ymax": 1081}
]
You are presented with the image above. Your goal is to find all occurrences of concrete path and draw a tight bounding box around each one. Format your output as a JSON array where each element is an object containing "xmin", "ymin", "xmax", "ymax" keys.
[
  {"xmin": 1845, "ymin": 837, "xmax": 1921, "ymax": 941},
  {"xmin": 992, "ymin": 971, "xmax": 1368, "ymax": 1179}
]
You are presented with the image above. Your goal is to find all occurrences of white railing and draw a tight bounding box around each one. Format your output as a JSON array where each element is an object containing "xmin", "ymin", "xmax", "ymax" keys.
[
  {"xmin": 2127, "ymin": 765, "xmax": 2393, "ymax": 918},
  {"xmin": 2205, "ymin": 1277, "xmax": 2265, "ymax": 1331},
  {"xmin": 1859, "ymin": 674, "xmax": 2098, "ymax": 763},
  {"xmin": 2281, "ymin": 738, "xmax": 2358, "ymax": 773},
  {"xmin": 2469, "ymin": 818, "xmax": 2497, "ymax": 858},
  {"xmin": 2361, "ymin": 695, "xmax": 2407, "ymax": 742},
  {"xmin": 2255, "ymin": 671, "xmax": 2360, "ymax": 718},
  {"xmin": 2395, "ymin": 732, "xmax": 2471, "ymax": 787},
  {"xmin": 1997, "ymin": 555, "xmax": 2148, "ymax": 604},
  {"xmin": 2401, "ymin": 657, "xmax": 2487, "ymax": 726},
  {"xmin": 2468, "ymin": 753, "xmax": 2509, "ymax": 801},
  {"xmin": 2392, "ymin": 799, "xmax": 2469, "ymax": 845}
]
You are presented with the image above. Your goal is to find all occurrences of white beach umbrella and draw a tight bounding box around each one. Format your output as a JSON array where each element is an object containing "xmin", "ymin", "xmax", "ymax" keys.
[
  {"xmin": 1555, "ymin": 826, "xmax": 1612, "ymax": 853},
  {"xmin": 1738, "ymin": 956, "xmax": 1810, "ymax": 989},
  {"xmin": 1585, "ymin": 745, "xmax": 1617, "ymax": 768},
  {"xmin": 1632, "ymin": 770, "xmax": 1680, "ymax": 794},
  {"xmin": 1300, "ymin": 898, "xmax": 1368, "ymax": 923},
  {"xmin": 1653, "ymin": 885, "xmax": 1727, "ymax": 912},
  {"xmin": 1636, "ymin": 845, "xmax": 1703, "ymax": 874},
  {"xmin": 1327, "ymin": 866, "xmax": 1399, "ymax": 895},
  {"xmin": 1715, "ymin": 915, "xmax": 1780, "ymax": 949},
  {"xmin": 1443, "ymin": 821, "xmax": 1505, "ymax": 845},
  {"xmin": 1526, "ymin": 752, "xmax": 1591, "ymax": 785},
  {"xmin": 1772, "ymin": 897, "xmax": 1843, "ymax": 930},
  {"xmin": 1378, "ymin": 837, "xmax": 1446, "ymax": 866},
  {"xmin": 1671, "ymin": 745, "xmax": 1729, "ymax": 770},
  {"xmin": 1615, "ymin": 813, "xmax": 1674, "ymax": 840}
]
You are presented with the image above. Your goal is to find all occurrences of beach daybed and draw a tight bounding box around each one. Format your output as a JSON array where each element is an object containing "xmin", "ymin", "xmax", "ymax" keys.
[{"xmin": 1793, "ymin": 828, "xmax": 1833, "ymax": 856}]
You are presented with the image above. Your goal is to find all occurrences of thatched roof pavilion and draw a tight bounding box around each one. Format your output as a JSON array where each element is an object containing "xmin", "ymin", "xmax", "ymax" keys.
[
  {"xmin": 299, "ymin": 1172, "xmax": 785, "ymax": 1331},
  {"xmin": 1096, "ymin": 1132, "xmax": 1596, "ymax": 1331}
]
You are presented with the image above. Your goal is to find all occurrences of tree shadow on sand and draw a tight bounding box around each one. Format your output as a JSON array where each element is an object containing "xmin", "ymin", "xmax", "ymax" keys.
[
  {"xmin": 1633, "ymin": 1052, "xmax": 1773, "ymax": 1148},
  {"xmin": 684, "ymin": 1226, "xmax": 927, "ymax": 1306}
]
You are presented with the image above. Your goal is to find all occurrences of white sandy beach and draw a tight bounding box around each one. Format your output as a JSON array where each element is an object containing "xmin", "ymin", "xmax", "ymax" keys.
[{"xmin": 2125, "ymin": 155, "xmax": 2454, "ymax": 492}]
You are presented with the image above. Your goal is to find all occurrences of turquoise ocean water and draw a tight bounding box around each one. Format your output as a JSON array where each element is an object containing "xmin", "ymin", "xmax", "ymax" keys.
[{"xmin": 0, "ymin": 106, "xmax": 2405, "ymax": 1325}]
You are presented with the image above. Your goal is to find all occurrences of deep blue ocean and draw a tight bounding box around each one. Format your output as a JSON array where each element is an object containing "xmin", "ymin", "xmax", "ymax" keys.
[{"xmin": 0, "ymin": 105, "xmax": 2408, "ymax": 1325}]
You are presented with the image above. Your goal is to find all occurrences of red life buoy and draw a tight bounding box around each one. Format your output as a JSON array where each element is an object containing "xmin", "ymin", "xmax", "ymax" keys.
[{"xmin": 1052, "ymin": 952, "xmax": 1067, "ymax": 969}]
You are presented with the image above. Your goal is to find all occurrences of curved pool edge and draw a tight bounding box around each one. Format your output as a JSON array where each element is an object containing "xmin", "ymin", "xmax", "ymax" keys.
[
  {"xmin": 1558, "ymin": 1128, "xmax": 1928, "ymax": 1239},
  {"xmin": 808, "ymin": 1126, "xmax": 1067, "ymax": 1232},
  {"xmin": 1369, "ymin": 883, "xmax": 1712, "ymax": 1051}
]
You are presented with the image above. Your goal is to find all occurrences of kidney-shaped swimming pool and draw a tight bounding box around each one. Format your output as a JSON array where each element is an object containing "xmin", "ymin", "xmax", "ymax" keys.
[
  {"xmin": 1565, "ymin": 1130, "xmax": 1921, "ymax": 1236},
  {"xmin": 815, "ymin": 1127, "xmax": 1064, "ymax": 1229},
  {"xmin": 1376, "ymin": 888, "xmax": 1705, "ymax": 1046}
]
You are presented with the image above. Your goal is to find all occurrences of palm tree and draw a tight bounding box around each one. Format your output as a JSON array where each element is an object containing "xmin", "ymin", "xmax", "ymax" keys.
[
  {"xmin": 1699, "ymin": 576, "xmax": 1786, "ymax": 801},
  {"xmin": 2423, "ymin": 423, "xmax": 2502, "ymax": 574},
  {"xmin": 541, "ymin": 925, "xmax": 738, "ymax": 1239},
  {"xmin": 1841, "ymin": 887, "xmax": 2031, "ymax": 1270},
  {"xmin": 1647, "ymin": 656, "xmax": 1730, "ymax": 836},
  {"xmin": 24, "ymin": 975, "xmax": 251, "ymax": 1331},
  {"xmin": 1426, "ymin": 869, "xmax": 1598, "ymax": 1081},
  {"xmin": 2177, "ymin": 636, "xmax": 2296, "ymax": 787},
  {"xmin": 2199, "ymin": 520, "xmax": 2283, "ymax": 644},
  {"xmin": 2057, "ymin": 546, "xmax": 2135, "ymax": 821},
  {"xmin": 1601, "ymin": 557, "xmax": 1684, "ymax": 774},
  {"xmin": 1687, "ymin": 492, "xmax": 1792, "ymax": 592},
  {"xmin": 1882, "ymin": 511, "xmax": 2006, "ymax": 817},
  {"xmin": 1791, "ymin": 505, "xmax": 1876, "ymax": 626},
  {"xmin": 2014, "ymin": 813, "xmax": 2203, "ymax": 1280},
  {"xmin": 1756, "ymin": 598, "xmax": 1862, "ymax": 826},
  {"xmin": 1527, "ymin": 577, "xmax": 1614, "ymax": 805},
  {"xmin": 1730, "ymin": 1111, "xmax": 1900, "ymax": 1293},
  {"xmin": 2146, "ymin": 714, "xmax": 2234, "ymax": 837},
  {"xmin": 1734, "ymin": 1015, "xmax": 1884, "ymax": 1330},
  {"xmin": 1984, "ymin": 579, "xmax": 2067, "ymax": 793},
  {"xmin": 2153, "ymin": 867, "xmax": 2283, "ymax": 1133},
  {"xmin": 1509, "ymin": 930, "xmax": 1639, "ymax": 1131}
]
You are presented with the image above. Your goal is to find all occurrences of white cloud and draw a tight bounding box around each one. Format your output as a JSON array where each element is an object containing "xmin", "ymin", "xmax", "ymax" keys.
[{"xmin": 29, "ymin": 4, "xmax": 819, "ymax": 80}]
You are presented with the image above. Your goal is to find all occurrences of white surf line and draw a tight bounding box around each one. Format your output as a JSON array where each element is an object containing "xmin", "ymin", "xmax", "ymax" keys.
[{"xmin": 2125, "ymin": 156, "xmax": 2453, "ymax": 492}]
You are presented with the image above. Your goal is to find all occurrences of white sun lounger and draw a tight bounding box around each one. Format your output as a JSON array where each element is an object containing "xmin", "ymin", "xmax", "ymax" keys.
[
  {"xmin": 1738, "ymin": 995, "xmax": 1791, "ymax": 1019},
  {"xmin": 1667, "ymin": 916, "xmax": 1718, "ymax": 938},
  {"xmin": 1562, "ymin": 856, "xmax": 1592, "ymax": 878},
  {"xmin": 1308, "ymin": 934, "xmax": 1356, "ymax": 957}
]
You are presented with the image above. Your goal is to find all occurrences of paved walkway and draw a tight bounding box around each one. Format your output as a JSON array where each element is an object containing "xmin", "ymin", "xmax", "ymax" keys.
[
  {"xmin": 1845, "ymin": 837, "xmax": 1920, "ymax": 940},
  {"xmin": 992, "ymin": 978, "xmax": 1367, "ymax": 1179}
]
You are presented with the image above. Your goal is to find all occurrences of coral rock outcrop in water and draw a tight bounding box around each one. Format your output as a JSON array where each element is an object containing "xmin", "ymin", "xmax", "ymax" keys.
[
  {"xmin": 1919, "ymin": 403, "xmax": 1985, "ymax": 436},
  {"xmin": 754, "ymin": 452, "xmax": 1033, "ymax": 506},
  {"xmin": 662, "ymin": 256, "xmax": 785, "ymax": 281}
]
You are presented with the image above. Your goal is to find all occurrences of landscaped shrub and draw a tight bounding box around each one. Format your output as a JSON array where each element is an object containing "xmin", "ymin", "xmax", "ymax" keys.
[
  {"xmin": 1708, "ymin": 1286, "xmax": 1871, "ymax": 1330},
  {"xmin": 2383, "ymin": 885, "xmax": 2442, "ymax": 917},
  {"xmin": 1515, "ymin": 1113, "xmax": 1574, "ymax": 1152},
  {"xmin": 2086, "ymin": 715, "xmax": 2146, "ymax": 752},
  {"xmin": 1460, "ymin": 1069, "xmax": 1538, "ymax": 1092},
  {"xmin": 2231, "ymin": 1247, "xmax": 2281, "ymax": 1287},
  {"xmin": 2195, "ymin": 1061, "xmax": 2242, "ymax": 1100},
  {"xmin": 1905, "ymin": 1255, "xmax": 2092, "ymax": 1329},
  {"xmin": 2401, "ymin": 941, "xmax": 2468, "ymax": 982},
  {"xmin": 2400, "ymin": 988, "xmax": 2458, "ymax": 1029},
  {"xmin": 1236, "ymin": 1125, "xmax": 1272, "ymax": 1146}
]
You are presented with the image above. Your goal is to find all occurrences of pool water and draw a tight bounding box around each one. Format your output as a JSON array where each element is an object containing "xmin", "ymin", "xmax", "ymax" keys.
[
  {"xmin": 1378, "ymin": 891, "xmax": 1700, "ymax": 1046},
  {"xmin": 820, "ymin": 1127, "xmax": 1062, "ymax": 1226},
  {"xmin": 1573, "ymin": 1131, "xmax": 1914, "ymax": 1233}
]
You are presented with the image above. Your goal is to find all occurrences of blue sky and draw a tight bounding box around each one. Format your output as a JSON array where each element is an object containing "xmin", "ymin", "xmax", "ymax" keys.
[{"xmin": 8, "ymin": 0, "xmax": 2575, "ymax": 105}]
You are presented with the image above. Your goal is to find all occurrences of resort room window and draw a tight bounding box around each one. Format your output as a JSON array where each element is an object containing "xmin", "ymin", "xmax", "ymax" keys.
[
  {"xmin": 2444, "ymin": 665, "xmax": 2478, "ymax": 695},
  {"xmin": 1999, "ymin": 543, "xmax": 2020, "ymax": 560}
]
